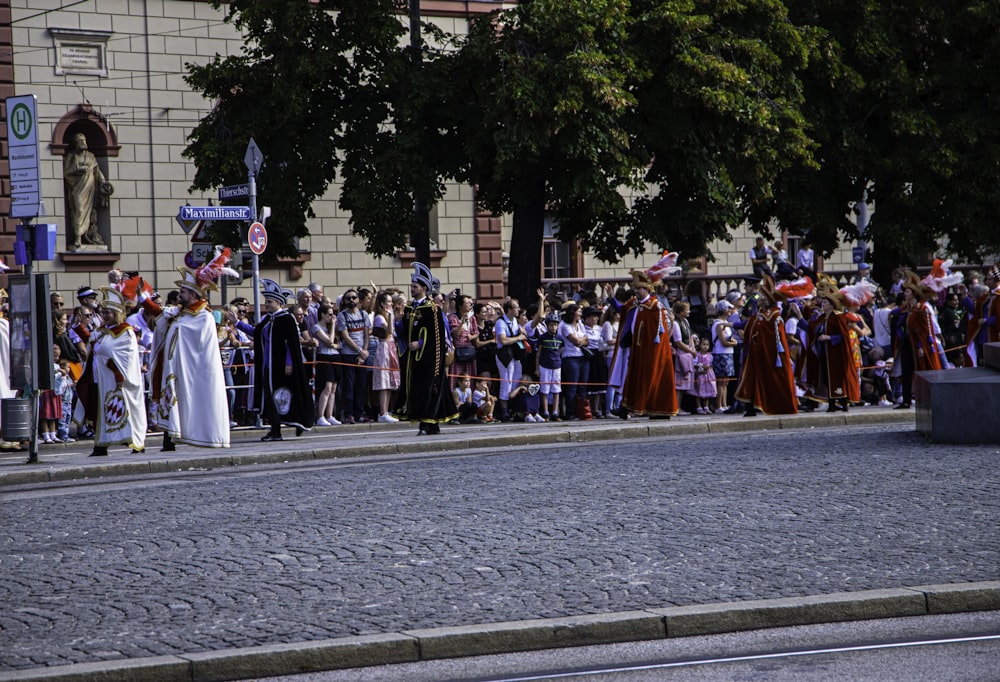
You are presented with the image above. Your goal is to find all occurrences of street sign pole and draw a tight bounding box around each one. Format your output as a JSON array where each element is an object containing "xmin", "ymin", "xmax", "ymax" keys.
[{"xmin": 244, "ymin": 139, "xmax": 264, "ymax": 321}]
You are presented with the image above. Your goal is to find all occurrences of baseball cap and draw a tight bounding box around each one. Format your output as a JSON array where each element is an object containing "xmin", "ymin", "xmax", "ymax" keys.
[
  {"xmin": 858, "ymin": 262, "xmax": 871, "ymax": 271},
  {"xmin": 716, "ymin": 300, "xmax": 734, "ymax": 314}
]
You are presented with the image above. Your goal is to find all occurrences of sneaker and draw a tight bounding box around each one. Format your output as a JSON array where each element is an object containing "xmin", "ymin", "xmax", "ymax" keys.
[
  {"xmin": 41, "ymin": 434, "xmax": 54, "ymax": 443},
  {"xmin": 327, "ymin": 416, "xmax": 342, "ymax": 425},
  {"xmin": 878, "ymin": 399, "xmax": 893, "ymax": 407},
  {"xmin": 229, "ymin": 421, "xmax": 238, "ymax": 428},
  {"xmin": 61, "ymin": 437, "xmax": 77, "ymax": 443},
  {"xmin": 377, "ymin": 413, "xmax": 399, "ymax": 423},
  {"xmin": 316, "ymin": 417, "xmax": 332, "ymax": 427},
  {"xmin": 344, "ymin": 415, "xmax": 355, "ymax": 425}
]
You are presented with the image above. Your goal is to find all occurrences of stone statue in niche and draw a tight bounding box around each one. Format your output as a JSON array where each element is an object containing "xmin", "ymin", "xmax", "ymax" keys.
[{"xmin": 63, "ymin": 132, "xmax": 114, "ymax": 251}]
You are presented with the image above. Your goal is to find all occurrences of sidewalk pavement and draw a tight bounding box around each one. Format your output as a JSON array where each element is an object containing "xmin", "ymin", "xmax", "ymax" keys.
[
  {"xmin": 3, "ymin": 407, "xmax": 999, "ymax": 682},
  {"xmin": 0, "ymin": 406, "xmax": 912, "ymax": 488}
]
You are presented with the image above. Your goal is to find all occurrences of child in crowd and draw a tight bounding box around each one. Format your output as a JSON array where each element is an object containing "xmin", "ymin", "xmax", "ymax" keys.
[
  {"xmin": 508, "ymin": 372, "xmax": 543, "ymax": 423},
  {"xmin": 861, "ymin": 346, "xmax": 894, "ymax": 407},
  {"xmin": 55, "ymin": 357, "xmax": 77, "ymax": 443},
  {"xmin": 452, "ymin": 375, "xmax": 479, "ymax": 423},
  {"xmin": 535, "ymin": 313, "xmax": 563, "ymax": 421},
  {"xmin": 39, "ymin": 345, "xmax": 64, "ymax": 443},
  {"xmin": 690, "ymin": 337, "xmax": 718, "ymax": 414},
  {"xmin": 473, "ymin": 376, "xmax": 497, "ymax": 423}
]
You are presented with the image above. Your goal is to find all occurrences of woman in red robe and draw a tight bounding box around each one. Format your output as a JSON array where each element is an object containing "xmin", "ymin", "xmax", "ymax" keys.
[
  {"xmin": 609, "ymin": 268, "xmax": 677, "ymax": 418},
  {"xmin": 735, "ymin": 275, "xmax": 797, "ymax": 416},
  {"xmin": 805, "ymin": 276, "xmax": 861, "ymax": 412},
  {"xmin": 902, "ymin": 270, "xmax": 944, "ymax": 372}
]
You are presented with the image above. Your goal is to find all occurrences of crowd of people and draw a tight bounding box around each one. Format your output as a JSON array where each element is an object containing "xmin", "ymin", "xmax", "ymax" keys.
[{"xmin": 19, "ymin": 248, "xmax": 996, "ymax": 454}]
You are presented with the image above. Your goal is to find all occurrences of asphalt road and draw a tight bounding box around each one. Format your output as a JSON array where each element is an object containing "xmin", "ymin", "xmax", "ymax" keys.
[{"xmin": 1, "ymin": 418, "xmax": 999, "ymax": 678}]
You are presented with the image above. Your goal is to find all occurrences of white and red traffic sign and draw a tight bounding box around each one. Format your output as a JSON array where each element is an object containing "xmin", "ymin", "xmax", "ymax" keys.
[{"xmin": 248, "ymin": 221, "xmax": 267, "ymax": 255}]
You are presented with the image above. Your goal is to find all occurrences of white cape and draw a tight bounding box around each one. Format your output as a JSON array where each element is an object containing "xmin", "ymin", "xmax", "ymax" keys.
[
  {"xmin": 78, "ymin": 325, "xmax": 147, "ymax": 449},
  {"xmin": 152, "ymin": 304, "xmax": 230, "ymax": 448}
]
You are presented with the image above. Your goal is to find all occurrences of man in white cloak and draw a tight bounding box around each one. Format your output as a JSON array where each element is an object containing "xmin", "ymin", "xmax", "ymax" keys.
[
  {"xmin": 74, "ymin": 287, "xmax": 146, "ymax": 456},
  {"xmin": 146, "ymin": 260, "xmax": 231, "ymax": 450}
]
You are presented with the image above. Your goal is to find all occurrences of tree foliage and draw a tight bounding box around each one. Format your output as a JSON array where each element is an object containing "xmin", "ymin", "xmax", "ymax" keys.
[
  {"xmin": 440, "ymin": 0, "xmax": 643, "ymax": 301},
  {"xmin": 184, "ymin": 1, "xmax": 405, "ymax": 259},
  {"xmin": 755, "ymin": 0, "xmax": 1000, "ymax": 273},
  {"xmin": 626, "ymin": 0, "xmax": 818, "ymax": 263},
  {"xmin": 182, "ymin": 0, "xmax": 1000, "ymax": 293}
]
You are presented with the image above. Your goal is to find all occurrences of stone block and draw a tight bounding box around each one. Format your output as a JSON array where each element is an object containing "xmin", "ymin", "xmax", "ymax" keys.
[
  {"xmin": 909, "ymin": 581, "xmax": 1000, "ymax": 614},
  {"xmin": 983, "ymin": 342, "xmax": 1000, "ymax": 371},
  {"xmin": 406, "ymin": 611, "xmax": 664, "ymax": 659},
  {"xmin": 914, "ymin": 366, "xmax": 1000, "ymax": 443},
  {"xmin": 186, "ymin": 634, "xmax": 419, "ymax": 680},
  {"xmin": 654, "ymin": 588, "xmax": 925, "ymax": 637}
]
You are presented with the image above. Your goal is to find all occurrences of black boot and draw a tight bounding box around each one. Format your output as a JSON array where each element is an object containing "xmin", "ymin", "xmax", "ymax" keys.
[
  {"xmin": 160, "ymin": 433, "xmax": 176, "ymax": 452},
  {"xmin": 89, "ymin": 445, "xmax": 108, "ymax": 457},
  {"xmin": 743, "ymin": 406, "xmax": 758, "ymax": 417},
  {"xmin": 261, "ymin": 429, "xmax": 283, "ymax": 442}
]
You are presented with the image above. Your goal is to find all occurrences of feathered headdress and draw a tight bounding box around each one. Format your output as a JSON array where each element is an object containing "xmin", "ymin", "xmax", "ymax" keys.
[
  {"xmin": 758, "ymin": 274, "xmax": 779, "ymax": 303},
  {"xmin": 901, "ymin": 269, "xmax": 927, "ymax": 300},
  {"xmin": 114, "ymin": 274, "xmax": 154, "ymax": 304},
  {"xmin": 921, "ymin": 258, "xmax": 964, "ymax": 293},
  {"xmin": 99, "ymin": 286, "xmax": 128, "ymax": 316},
  {"xmin": 175, "ymin": 246, "xmax": 238, "ymax": 297},
  {"xmin": 630, "ymin": 268, "xmax": 655, "ymax": 289},
  {"xmin": 815, "ymin": 274, "xmax": 845, "ymax": 310},
  {"xmin": 775, "ymin": 276, "xmax": 814, "ymax": 300},
  {"xmin": 839, "ymin": 279, "xmax": 878, "ymax": 307},
  {"xmin": 645, "ymin": 250, "xmax": 681, "ymax": 282}
]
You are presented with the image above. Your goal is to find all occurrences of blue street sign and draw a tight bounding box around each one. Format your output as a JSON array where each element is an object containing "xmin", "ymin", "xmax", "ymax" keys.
[
  {"xmin": 179, "ymin": 205, "xmax": 251, "ymax": 221},
  {"xmin": 218, "ymin": 184, "xmax": 250, "ymax": 200}
]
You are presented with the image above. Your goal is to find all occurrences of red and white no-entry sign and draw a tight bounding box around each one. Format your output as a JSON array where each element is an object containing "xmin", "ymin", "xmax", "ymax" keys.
[{"xmin": 248, "ymin": 221, "xmax": 267, "ymax": 255}]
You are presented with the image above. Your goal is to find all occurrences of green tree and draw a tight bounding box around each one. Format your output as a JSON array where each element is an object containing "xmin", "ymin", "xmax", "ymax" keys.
[
  {"xmin": 441, "ymin": 0, "xmax": 644, "ymax": 303},
  {"xmin": 626, "ymin": 0, "xmax": 818, "ymax": 263},
  {"xmin": 184, "ymin": 0, "xmax": 410, "ymax": 259},
  {"xmin": 756, "ymin": 0, "xmax": 1000, "ymax": 277}
]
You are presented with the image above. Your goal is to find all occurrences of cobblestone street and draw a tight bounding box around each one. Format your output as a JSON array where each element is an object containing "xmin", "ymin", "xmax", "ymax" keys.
[{"xmin": 2, "ymin": 422, "xmax": 998, "ymax": 672}]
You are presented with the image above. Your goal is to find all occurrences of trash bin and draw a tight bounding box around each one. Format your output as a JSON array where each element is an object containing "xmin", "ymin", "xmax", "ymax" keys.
[{"xmin": 1, "ymin": 398, "xmax": 34, "ymax": 442}]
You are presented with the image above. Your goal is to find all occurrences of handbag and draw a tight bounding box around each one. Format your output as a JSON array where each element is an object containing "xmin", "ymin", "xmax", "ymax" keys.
[{"xmin": 455, "ymin": 345, "xmax": 477, "ymax": 362}]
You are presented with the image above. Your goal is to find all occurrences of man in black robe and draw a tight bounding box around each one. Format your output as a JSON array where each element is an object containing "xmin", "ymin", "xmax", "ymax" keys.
[
  {"xmin": 253, "ymin": 279, "xmax": 314, "ymax": 441},
  {"xmin": 403, "ymin": 263, "xmax": 458, "ymax": 434}
]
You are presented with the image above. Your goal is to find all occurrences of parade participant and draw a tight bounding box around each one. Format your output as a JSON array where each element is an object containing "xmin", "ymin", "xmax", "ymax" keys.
[
  {"xmin": 74, "ymin": 287, "xmax": 147, "ymax": 456},
  {"xmin": 70, "ymin": 285, "xmax": 102, "ymax": 357},
  {"xmin": 403, "ymin": 262, "xmax": 458, "ymax": 434},
  {"xmin": 804, "ymin": 275, "xmax": 861, "ymax": 412},
  {"xmin": 901, "ymin": 270, "xmax": 948, "ymax": 372},
  {"xmin": 0, "ymin": 293, "xmax": 19, "ymax": 449},
  {"xmin": 735, "ymin": 275, "xmax": 798, "ymax": 417},
  {"xmin": 147, "ymin": 250, "xmax": 233, "ymax": 450},
  {"xmin": 608, "ymin": 253, "xmax": 679, "ymax": 419},
  {"xmin": 975, "ymin": 263, "xmax": 1000, "ymax": 351},
  {"xmin": 253, "ymin": 279, "xmax": 314, "ymax": 441}
]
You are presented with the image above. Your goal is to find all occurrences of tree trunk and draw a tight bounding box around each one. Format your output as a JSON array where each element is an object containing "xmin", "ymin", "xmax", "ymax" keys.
[{"xmin": 507, "ymin": 179, "xmax": 546, "ymax": 304}]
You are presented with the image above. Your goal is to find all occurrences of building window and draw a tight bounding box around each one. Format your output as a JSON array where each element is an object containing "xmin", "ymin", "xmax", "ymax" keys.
[{"xmin": 542, "ymin": 215, "xmax": 577, "ymax": 281}]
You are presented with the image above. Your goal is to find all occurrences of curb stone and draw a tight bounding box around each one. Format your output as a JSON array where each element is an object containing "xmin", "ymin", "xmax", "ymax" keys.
[{"xmin": 1, "ymin": 583, "xmax": 997, "ymax": 682}]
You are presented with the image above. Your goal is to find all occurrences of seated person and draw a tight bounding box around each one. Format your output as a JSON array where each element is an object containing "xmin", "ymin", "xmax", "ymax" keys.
[
  {"xmin": 473, "ymin": 376, "xmax": 497, "ymax": 423},
  {"xmin": 452, "ymin": 375, "xmax": 479, "ymax": 423},
  {"xmin": 508, "ymin": 373, "xmax": 543, "ymax": 423}
]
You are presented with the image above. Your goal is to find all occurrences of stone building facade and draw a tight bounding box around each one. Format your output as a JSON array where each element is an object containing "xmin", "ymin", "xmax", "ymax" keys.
[{"xmin": 0, "ymin": 0, "xmax": 856, "ymax": 303}]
